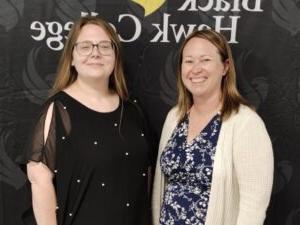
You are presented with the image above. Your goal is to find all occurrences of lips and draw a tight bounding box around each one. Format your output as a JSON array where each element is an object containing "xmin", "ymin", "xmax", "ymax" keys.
[
  {"xmin": 87, "ymin": 63, "xmax": 103, "ymax": 65},
  {"xmin": 190, "ymin": 76, "xmax": 207, "ymax": 84},
  {"xmin": 86, "ymin": 63, "xmax": 105, "ymax": 68}
]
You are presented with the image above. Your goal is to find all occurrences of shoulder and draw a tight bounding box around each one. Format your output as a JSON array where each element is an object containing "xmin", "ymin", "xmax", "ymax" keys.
[
  {"xmin": 165, "ymin": 106, "xmax": 180, "ymax": 123},
  {"xmin": 122, "ymin": 97, "xmax": 146, "ymax": 121},
  {"xmin": 45, "ymin": 91, "xmax": 64, "ymax": 103},
  {"xmin": 39, "ymin": 92, "xmax": 65, "ymax": 112},
  {"xmin": 227, "ymin": 104, "xmax": 267, "ymax": 132},
  {"xmin": 229, "ymin": 105, "xmax": 263, "ymax": 122},
  {"xmin": 124, "ymin": 97, "xmax": 141, "ymax": 111},
  {"xmin": 37, "ymin": 92, "xmax": 71, "ymax": 127},
  {"xmin": 160, "ymin": 106, "xmax": 180, "ymax": 134}
]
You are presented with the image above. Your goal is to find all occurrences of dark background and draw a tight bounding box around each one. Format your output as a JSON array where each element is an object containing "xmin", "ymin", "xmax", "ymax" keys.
[{"xmin": 0, "ymin": 0, "xmax": 300, "ymax": 224}]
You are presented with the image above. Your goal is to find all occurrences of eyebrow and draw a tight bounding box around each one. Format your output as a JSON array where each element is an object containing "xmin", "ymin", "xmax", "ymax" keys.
[
  {"xmin": 77, "ymin": 40, "xmax": 111, "ymax": 43},
  {"xmin": 183, "ymin": 55, "xmax": 211, "ymax": 58}
]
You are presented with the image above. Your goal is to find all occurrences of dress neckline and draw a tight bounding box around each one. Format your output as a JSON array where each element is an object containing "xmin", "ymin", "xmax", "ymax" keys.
[
  {"xmin": 185, "ymin": 113, "xmax": 221, "ymax": 147},
  {"xmin": 59, "ymin": 91, "xmax": 121, "ymax": 115}
]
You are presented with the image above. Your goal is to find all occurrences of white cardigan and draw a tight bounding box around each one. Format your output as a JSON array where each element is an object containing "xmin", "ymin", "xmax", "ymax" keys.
[{"xmin": 152, "ymin": 105, "xmax": 273, "ymax": 225}]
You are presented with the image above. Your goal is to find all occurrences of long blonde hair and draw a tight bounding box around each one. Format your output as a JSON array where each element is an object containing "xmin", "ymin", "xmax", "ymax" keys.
[
  {"xmin": 52, "ymin": 16, "xmax": 128, "ymax": 100},
  {"xmin": 177, "ymin": 29, "xmax": 250, "ymax": 121}
]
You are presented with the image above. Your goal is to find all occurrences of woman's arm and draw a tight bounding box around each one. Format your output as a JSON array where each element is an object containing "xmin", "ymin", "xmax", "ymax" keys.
[
  {"xmin": 27, "ymin": 162, "xmax": 57, "ymax": 225},
  {"xmin": 27, "ymin": 102, "xmax": 57, "ymax": 225},
  {"xmin": 233, "ymin": 111, "xmax": 274, "ymax": 225}
]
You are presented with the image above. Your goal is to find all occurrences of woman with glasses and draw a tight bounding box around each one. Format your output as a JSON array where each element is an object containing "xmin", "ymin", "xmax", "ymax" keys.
[{"xmin": 26, "ymin": 16, "xmax": 151, "ymax": 225}]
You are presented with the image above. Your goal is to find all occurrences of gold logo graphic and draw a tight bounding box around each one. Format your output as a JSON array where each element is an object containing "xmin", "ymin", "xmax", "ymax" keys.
[{"xmin": 131, "ymin": 0, "xmax": 165, "ymax": 16}]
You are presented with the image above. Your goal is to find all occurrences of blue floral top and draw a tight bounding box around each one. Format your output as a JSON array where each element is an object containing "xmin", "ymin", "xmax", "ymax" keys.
[{"xmin": 160, "ymin": 114, "xmax": 222, "ymax": 225}]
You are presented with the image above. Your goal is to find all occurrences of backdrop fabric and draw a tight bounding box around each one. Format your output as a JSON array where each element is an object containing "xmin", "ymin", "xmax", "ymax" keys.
[{"xmin": 0, "ymin": 1, "xmax": 300, "ymax": 225}]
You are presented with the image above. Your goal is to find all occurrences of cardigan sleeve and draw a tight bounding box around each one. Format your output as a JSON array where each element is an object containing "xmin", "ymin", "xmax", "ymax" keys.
[{"xmin": 233, "ymin": 110, "xmax": 274, "ymax": 225}]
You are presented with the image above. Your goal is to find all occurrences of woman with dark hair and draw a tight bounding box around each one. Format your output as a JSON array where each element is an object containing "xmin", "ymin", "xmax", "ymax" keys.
[
  {"xmin": 27, "ymin": 16, "xmax": 151, "ymax": 225},
  {"xmin": 152, "ymin": 29, "xmax": 273, "ymax": 225}
]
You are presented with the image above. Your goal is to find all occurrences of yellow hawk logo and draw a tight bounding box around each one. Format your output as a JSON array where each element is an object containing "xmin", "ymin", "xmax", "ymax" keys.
[{"xmin": 131, "ymin": 0, "xmax": 166, "ymax": 16}]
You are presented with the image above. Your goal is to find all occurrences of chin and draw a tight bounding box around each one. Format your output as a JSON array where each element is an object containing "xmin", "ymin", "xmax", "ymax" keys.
[
  {"xmin": 189, "ymin": 88, "xmax": 208, "ymax": 98},
  {"xmin": 191, "ymin": 93, "xmax": 206, "ymax": 99},
  {"xmin": 80, "ymin": 73, "xmax": 109, "ymax": 81},
  {"xmin": 186, "ymin": 88, "xmax": 204, "ymax": 96},
  {"xmin": 89, "ymin": 70, "xmax": 110, "ymax": 77}
]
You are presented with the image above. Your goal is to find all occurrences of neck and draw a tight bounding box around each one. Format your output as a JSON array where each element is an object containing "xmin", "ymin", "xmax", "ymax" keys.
[
  {"xmin": 192, "ymin": 93, "xmax": 222, "ymax": 116},
  {"xmin": 72, "ymin": 77, "xmax": 112, "ymax": 98}
]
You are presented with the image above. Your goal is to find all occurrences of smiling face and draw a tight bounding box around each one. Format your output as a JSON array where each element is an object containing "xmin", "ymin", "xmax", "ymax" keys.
[
  {"xmin": 71, "ymin": 24, "xmax": 116, "ymax": 83},
  {"xmin": 181, "ymin": 37, "xmax": 228, "ymax": 102}
]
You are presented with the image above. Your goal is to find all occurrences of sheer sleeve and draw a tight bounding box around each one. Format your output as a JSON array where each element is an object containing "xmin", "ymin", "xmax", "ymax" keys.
[{"xmin": 27, "ymin": 99, "xmax": 71, "ymax": 172}]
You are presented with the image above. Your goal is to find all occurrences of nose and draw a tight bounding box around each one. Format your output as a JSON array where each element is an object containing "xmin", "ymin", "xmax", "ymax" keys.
[
  {"xmin": 191, "ymin": 62, "xmax": 202, "ymax": 74},
  {"xmin": 90, "ymin": 45, "xmax": 101, "ymax": 57}
]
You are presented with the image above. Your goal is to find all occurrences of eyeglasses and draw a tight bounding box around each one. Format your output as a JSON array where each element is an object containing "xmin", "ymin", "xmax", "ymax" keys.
[{"xmin": 74, "ymin": 41, "xmax": 114, "ymax": 56}]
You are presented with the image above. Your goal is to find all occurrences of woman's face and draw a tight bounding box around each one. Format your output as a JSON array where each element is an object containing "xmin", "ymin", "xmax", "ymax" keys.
[
  {"xmin": 72, "ymin": 24, "xmax": 116, "ymax": 83},
  {"xmin": 181, "ymin": 37, "xmax": 228, "ymax": 101}
]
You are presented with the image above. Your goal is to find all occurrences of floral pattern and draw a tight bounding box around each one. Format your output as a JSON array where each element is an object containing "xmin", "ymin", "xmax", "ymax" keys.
[{"xmin": 160, "ymin": 114, "xmax": 221, "ymax": 225}]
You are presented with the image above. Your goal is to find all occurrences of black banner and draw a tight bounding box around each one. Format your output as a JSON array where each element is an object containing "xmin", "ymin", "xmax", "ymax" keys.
[{"xmin": 0, "ymin": 0, "xmax": 300, "ymax": 224}]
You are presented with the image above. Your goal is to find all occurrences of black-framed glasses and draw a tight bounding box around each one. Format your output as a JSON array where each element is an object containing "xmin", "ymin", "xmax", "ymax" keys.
[{"xmin": 74, "ymin": 41, "xmax": 114, "ymax": 56}]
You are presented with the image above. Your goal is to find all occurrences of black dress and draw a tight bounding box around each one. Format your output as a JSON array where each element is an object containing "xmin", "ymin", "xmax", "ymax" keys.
[{"xmin": 27, "ymin": 91, "xmax": 151, "ymax": 225}]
